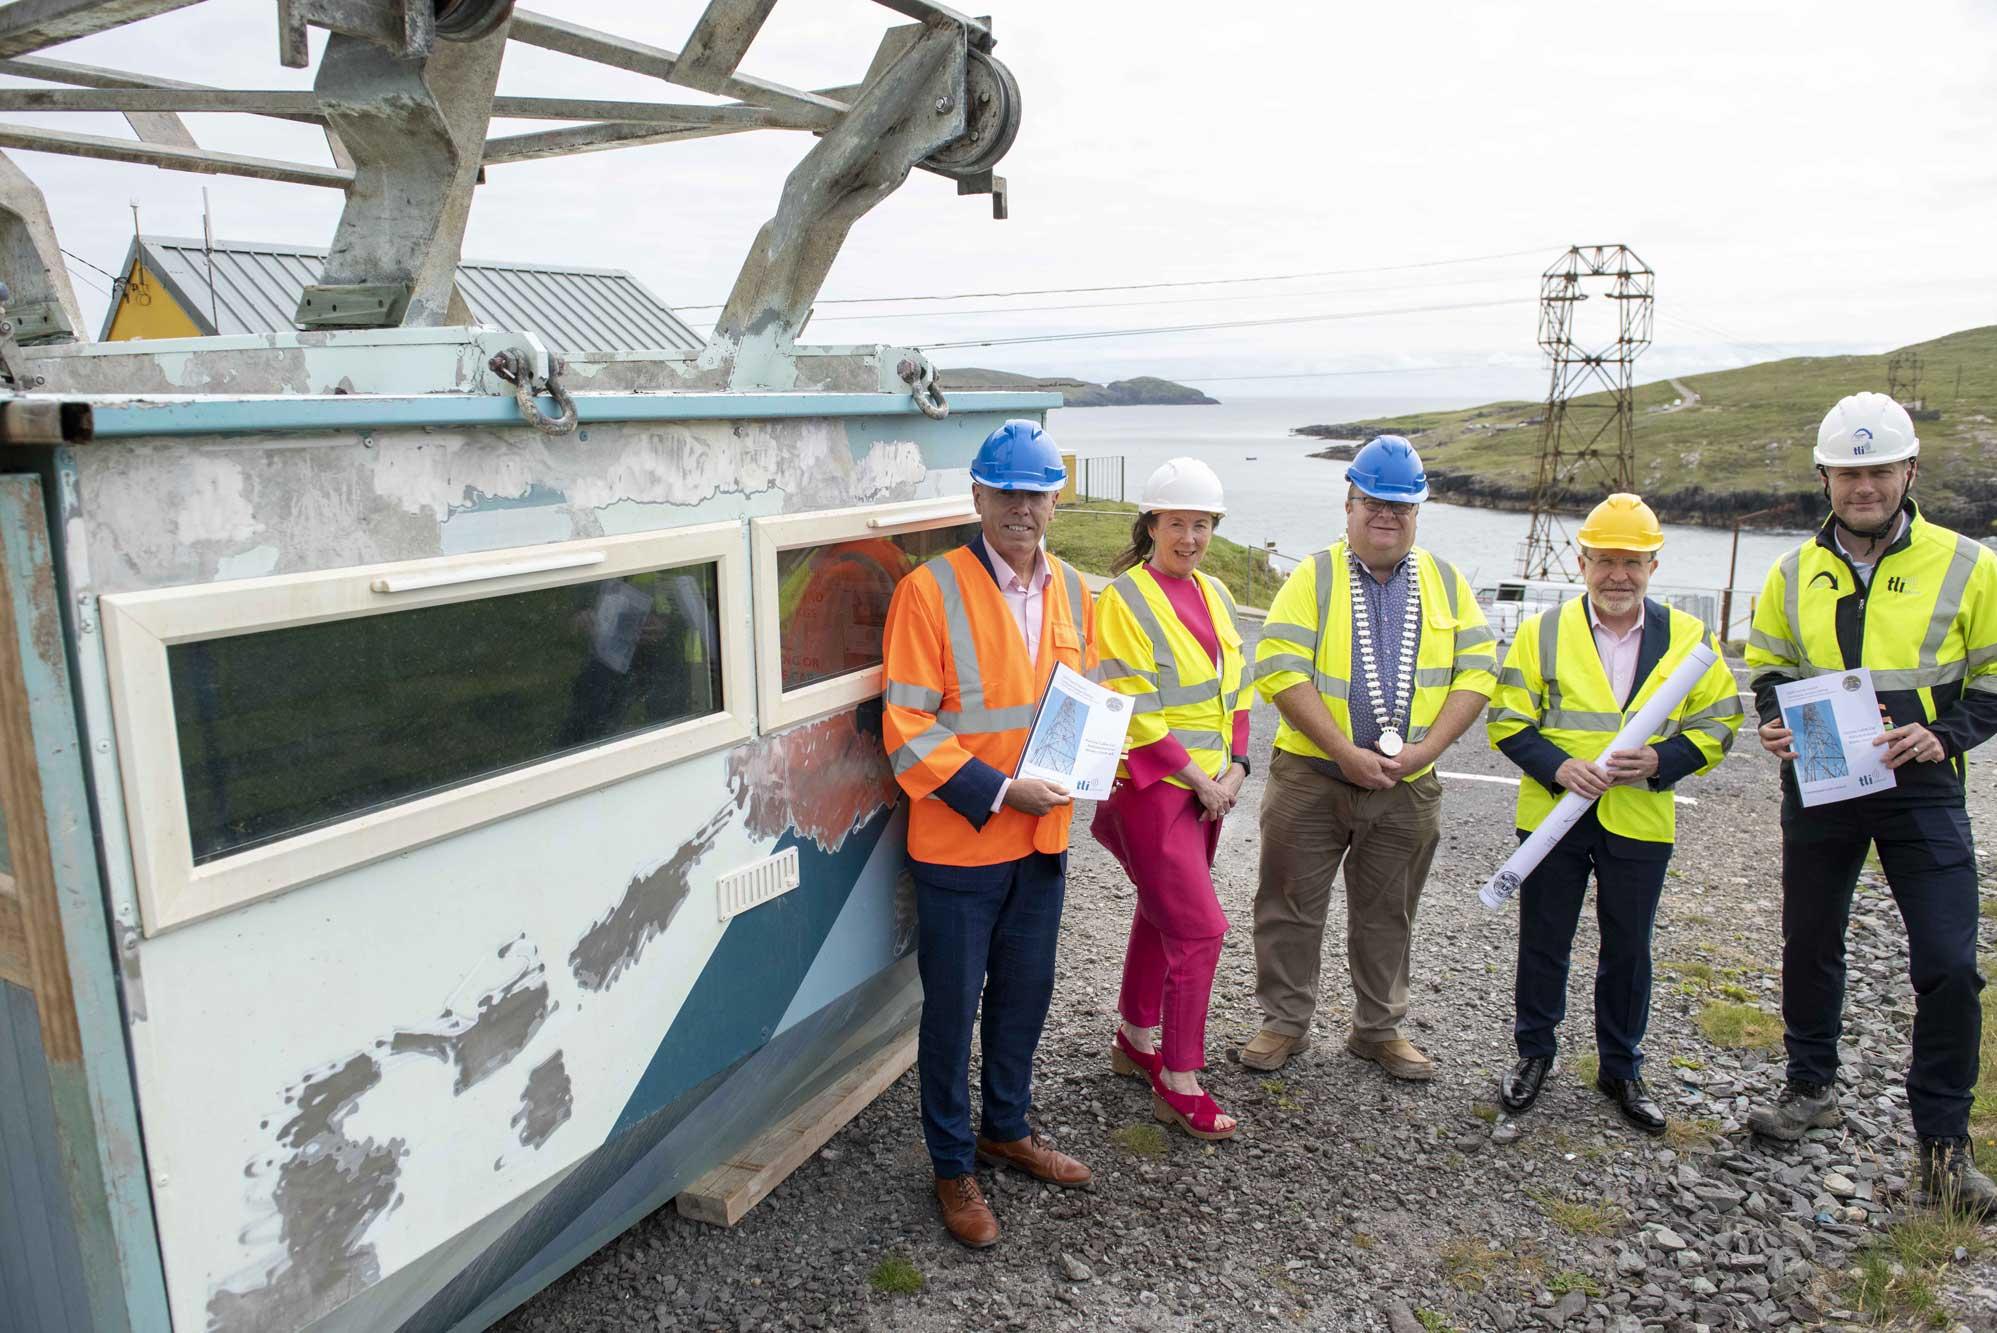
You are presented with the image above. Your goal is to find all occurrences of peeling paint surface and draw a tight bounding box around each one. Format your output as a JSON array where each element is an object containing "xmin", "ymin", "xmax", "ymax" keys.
[
  {"xmin": 206, "ymin": 1054, "xmax": 403, "ymax": 1333},
  {"xmin": 511, "ymin": 1053, "xmax": 572, "ymax": 1150},
  {"xmin": 569, "ymin": 805, "xmax": 733, "ymax": 993},
  {"xmin": 73, "ymin": 421, "xmax": 936, "ymax": 594},
  {"xmin": 383, "ymin": 941, "xmax": 554, "ymax": 1095},
  {"xmin": 726, "ymin": 711, "xmax": 899, "ymax": 853}
]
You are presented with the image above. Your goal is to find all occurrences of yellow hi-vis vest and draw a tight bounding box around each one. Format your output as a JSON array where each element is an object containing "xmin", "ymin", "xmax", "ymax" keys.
[
  {"xmin": 1486, "ymin": 597, "xmax": 1742, "ymax": 844},
  {"xmin": 1745, "ymin": 509, "xmax": 1997, "ymax": 791},
  {"xmin": 1254, "ymin": 542, "xmax": 1497, "ymax": 780},
  {"xmin": 1094, "ymin": 566, "xmax": 1252, "ymax": 787}
]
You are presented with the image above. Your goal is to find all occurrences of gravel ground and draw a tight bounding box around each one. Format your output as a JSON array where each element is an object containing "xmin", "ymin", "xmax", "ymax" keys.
[{"xmin": 501, "ymin": 651, "xmax": 1997, "ymax": 1333}]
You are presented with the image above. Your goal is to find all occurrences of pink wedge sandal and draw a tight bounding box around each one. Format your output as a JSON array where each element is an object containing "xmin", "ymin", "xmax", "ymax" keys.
[
  {"xmin": 1151, "ymin": 1084, "xmax": 1238, "ymax": 1141},
  {"xmin": 1109, "ymin": 1027, "xmax": 1163, "ymax": 1081}
]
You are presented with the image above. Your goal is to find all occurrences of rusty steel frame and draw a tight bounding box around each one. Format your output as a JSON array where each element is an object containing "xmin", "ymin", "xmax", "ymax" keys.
[{"xmin": 1518, "ymin": 243, "xmax": 1655, "ymax": 582}]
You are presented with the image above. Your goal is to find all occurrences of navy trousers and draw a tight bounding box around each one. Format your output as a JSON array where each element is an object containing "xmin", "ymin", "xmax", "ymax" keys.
[
  {"xmin": 911, "ymin": 851, "xmax": 1065, "ymax": 1178},
  {"xmin": 1513, "ymin": 807, "xmax": 1670, "ymax": 1080},
  {"xmin": 1780, "ymin": 795, "xmax": 1985, "ymax": 1138}
]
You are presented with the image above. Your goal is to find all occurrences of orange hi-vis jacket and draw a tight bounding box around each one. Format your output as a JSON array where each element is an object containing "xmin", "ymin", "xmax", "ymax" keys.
[{"xmin": 881, "ymin": 540, "xmax": 1099, "ymax": 866}]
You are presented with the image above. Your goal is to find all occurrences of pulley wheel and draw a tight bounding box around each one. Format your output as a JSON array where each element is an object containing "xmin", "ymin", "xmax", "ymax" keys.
[
  {"xmin": 926, "ymin": 49, "xmax": 1021, "ymax": 179},
  {"xmin": 435, "ymin": 0, "xmax": 514, "ymax": 41}
]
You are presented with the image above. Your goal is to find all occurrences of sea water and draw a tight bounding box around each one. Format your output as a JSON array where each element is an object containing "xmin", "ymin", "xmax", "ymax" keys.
[{"xmin": 1047, "ymin": 396, "xmax": 1807, "ymax": 636}]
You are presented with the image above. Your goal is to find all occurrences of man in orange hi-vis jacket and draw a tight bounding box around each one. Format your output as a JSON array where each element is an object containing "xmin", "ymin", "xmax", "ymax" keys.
[{"xmin": 881, "ymin": 419, "xmax": 1100, "ymax": 1249}]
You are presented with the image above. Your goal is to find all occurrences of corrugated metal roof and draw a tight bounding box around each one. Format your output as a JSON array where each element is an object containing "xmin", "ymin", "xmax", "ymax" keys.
[{"xmin": 108, "ymin": 236, "xmax": 704, "ymax": 353}]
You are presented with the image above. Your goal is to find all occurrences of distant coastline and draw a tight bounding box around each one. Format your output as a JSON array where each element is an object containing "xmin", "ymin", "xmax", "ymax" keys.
[{"xmin": 939, "ymin": 367, "xmax": 1219, "ymax": 408}]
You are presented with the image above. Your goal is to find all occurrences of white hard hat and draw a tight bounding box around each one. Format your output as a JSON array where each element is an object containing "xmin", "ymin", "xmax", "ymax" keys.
[
  {"xmin": 1815, "ymin": 391, "xmax": 1919, "ymax": 467},
  {"xmin": 1138, "ymin": 457, "xmax": 1226, "ymax": 515}
]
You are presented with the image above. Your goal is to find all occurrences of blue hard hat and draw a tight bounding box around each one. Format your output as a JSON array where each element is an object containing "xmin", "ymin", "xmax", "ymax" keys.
[
  {"xmin": 970, "ymin": 419, "xmax": 1067, "ymax": 492},
  {"xmin": 1346, "ymin": 435, "xmax": 1429, "ymax": 504}
]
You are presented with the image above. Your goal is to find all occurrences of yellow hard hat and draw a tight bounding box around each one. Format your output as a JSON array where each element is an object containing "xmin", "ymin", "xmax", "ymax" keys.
[{"xmin": 1576, "ymin": 493, "xmax": 1664, "ymax": 553}]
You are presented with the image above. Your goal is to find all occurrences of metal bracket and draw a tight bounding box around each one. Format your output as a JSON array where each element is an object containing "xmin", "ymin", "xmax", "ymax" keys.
[
  {"xmin": 0, "ymin": 281, "xmax": 43, "ymax": 389},
  {"xmin": 295, "ymin": 282, "xmax": 411, "ymax": 329}
]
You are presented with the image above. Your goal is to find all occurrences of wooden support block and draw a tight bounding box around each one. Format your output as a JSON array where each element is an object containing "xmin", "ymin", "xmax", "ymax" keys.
[
  {"xmin": 0, "ymin": 874, "xmax": 26, "ymax": 988},
  {"xmin": 677, "ymin": 1027, "xmax": 916, "ymax": 1227}
]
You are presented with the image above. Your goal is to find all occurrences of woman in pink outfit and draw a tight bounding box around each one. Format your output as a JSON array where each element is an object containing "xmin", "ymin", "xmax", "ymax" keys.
[{"xmin": 1090, "ymin": 458, "xmax": 1252, "ymax": 1139}]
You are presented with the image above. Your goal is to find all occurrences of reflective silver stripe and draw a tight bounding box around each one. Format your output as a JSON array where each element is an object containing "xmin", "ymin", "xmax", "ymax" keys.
[
  {"xmin": 1429, "ymin": 554, "xmax": 1463, "ymax": 617},
  {"xmin": 1096, "ymin": 656, "xmax": 1157, "ymax": 685},
  {"xmin": 1486, "ymin": 705, "xmax": 1538, "ymax": 730},
  {"xmin": 889, "ymin": 723, "xmax": 955, "ymax": 776},
  {"xmin": 1965, "ymin": 642, "xmax": 1997, "ymax": 672},
  {"xmin": 1256, "ymin": 652, "xmax": 1316, "ymax": 682},
  {"xmin": 1680, "ymin": 696, "xmax": 1742, "ymax": 723},
  {"xmin": 1538, "ymin": 611, "xmax": 1561, "ymax": 711},
  {"xmin": 1084, "ymin": 662, "xmax": 1110, "ymax": 684},
  {"xmin": 1872, "ymin": 662, "xmax": 1967, "ymax": 691},
  {"xmin": 1968, "ymin": 675, "xmax": 1997, "ymax": 695},
  {"xmin": 1408, "ymin": 722, "xmax": 1431, "ymax": 742},
  {"xmin": 1315, "ymin": 674, "xmax": 1350, "ymax": 701},
  {"xmin": 1313, "ymin": 549, "xmax": 1337, "ymax": 650},
  {"xmin": 1779, "ymin": 548, "xmax": 1802, "ymax": 663},
  {"xmin": 1497, "ymin": 666, "xmax": 1531, "ymax": 690},
  {"xmin": 1685, "ymin": 716, "xmax": 1739, "ymax": 753},
  {"xmin": 1169, "ymin": 728, "xmax": 1228, "ymax": 753},
  {"xmin": 1454, "ymin": 624, "xmax": 1495, "ymax": 650},
  {"xmin": 1414, "ymin": 666, "xmax": 1456, "ymax": 688},
  {"xmin": 1212, "ymin": 577, "xmax": 1240, "ymax": 630},
  {"xmin": 883, "ymin": 680, "xmax": 943, "ymax": 711},
  {"xmin": 1542, "ymin": 709, "xmax": 1625, "ymax": 731},
  {"xmin": 1917, "ymin": 533, "xmax": 1983, "ymax": 669},
  {"xmin": 926, "ymin": 556, "xmax": 987, "ymax": 712},
  {"xmin": 1262, "ymin": 617, "xmax": 1320, "ymax": 649},
  {"xmin": 1158, "ymin": 680, "xmax": 1220, "ymax": 707},
  {"xmin": 936, "ymin": 703, "xmax": 1039, "ymax": 733},
  {"xmin": 1747, "ymin": 627, "xmax": 1796, "ymax": 661},
  {"xmin": 1120, "ymin": 691, "xmax": 1164, "ymax": 713}
]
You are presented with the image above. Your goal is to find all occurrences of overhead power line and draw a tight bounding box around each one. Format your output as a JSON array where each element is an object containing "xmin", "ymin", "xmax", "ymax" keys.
[
  {"xmin": 60, "ymin": 247, "xmax": 120, "ymax": 282},
  {"xmin": 916, "ymin": 297, "xmax": 1533, "ymax": 351},
  {"xmin": 672, "ymin": 246, "xmax": 1555, "ymax": 310}
]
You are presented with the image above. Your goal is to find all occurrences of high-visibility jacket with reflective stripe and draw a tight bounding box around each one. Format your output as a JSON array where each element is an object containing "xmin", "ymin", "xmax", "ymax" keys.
[
  {"xmin": 881, "ymin": 544, "xmax": 1098, "ymax": 865},
  {"xmin": 1487, "ymin": 597, "xmax": 1741, "ymax": 843},
  {"xmin": 1745, "ymin": 506, "xmax": 1997, "ymax": 802},
  {"xmin": 1094, "ymin": 566, "xmax": 1252, "ymax": 788},
  {"xmin": 1254, "ymin": 542, "xmax": 1497, "ymax": 779}
]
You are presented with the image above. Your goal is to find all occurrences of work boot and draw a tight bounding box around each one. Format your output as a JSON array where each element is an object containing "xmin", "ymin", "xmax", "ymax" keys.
[
  {"xmin": 1345, "ymin": 1034, "xmax": 1435, "ymax": 1081},
  {"xmin": 1747, "ymin": 1079, "xmax": 1842, "ymax": 1141},
  {"xmin": 1918, "ymin": 1137, "xmax": 1997, "ymax": 1219},
  {"xmin": 1238, "ymin": 1028, "xmax": 1310, "ymax": 1071}
]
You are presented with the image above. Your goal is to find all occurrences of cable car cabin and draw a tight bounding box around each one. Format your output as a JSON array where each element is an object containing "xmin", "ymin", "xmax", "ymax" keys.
[{"xmin": 0, "ymin": 326, "xmax": 1055, "ymax": 1333}]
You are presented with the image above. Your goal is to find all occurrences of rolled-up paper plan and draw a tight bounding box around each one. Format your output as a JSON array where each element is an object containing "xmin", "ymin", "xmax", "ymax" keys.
[{"xmin": 1479, "ymin": 641, "xmax": 1720, "ymax": 911}]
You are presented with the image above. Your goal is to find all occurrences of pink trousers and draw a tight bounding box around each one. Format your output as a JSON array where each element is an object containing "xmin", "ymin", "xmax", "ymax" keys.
[{"xmin": 1091, "ymin": 777, "xmax": 1230, "ymax": 1072}]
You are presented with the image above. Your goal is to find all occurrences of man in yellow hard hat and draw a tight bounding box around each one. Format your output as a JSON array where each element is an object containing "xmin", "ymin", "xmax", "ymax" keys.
[{"xmin": 1485, "ymin": 495, "xmax": 1741, "ymax": 1134}]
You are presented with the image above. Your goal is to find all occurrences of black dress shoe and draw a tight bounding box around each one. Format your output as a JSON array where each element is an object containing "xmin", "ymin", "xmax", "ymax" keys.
[
  {"xmin": 1500, "ymin": 1055, "xmax": 1551, "ymax": 1112},
  {"xmin": 1597, "ymin": 1074, "xmax": 1667, "ymax": 1136}
]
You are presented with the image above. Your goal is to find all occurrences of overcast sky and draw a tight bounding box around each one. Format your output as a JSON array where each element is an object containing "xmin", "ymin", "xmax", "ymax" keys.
[{"xmin": 8, "ymin": 0, "xmax": 1995, "ymax": 401}]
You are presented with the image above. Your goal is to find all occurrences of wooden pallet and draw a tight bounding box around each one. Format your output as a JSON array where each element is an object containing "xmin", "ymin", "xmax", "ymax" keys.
[{"xmin": 675, "ymin": 1027, "xmax": 917, "ymax": 1227}]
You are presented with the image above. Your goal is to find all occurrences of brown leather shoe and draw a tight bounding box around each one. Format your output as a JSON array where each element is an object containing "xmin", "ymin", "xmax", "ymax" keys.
[
  {"xmin": 1238, "ymin": 1027, "xmax": 1311, "ymax": 1071},
  {"xmin": 934, "ymin": 1174, "xmax": 998, "ymax": 1248},
  {"xmin": 975, "ymin": 1131, "xmax": 1093, "ymax": 1188},
  {"xmin": 1345, "ymin": 1034, "xmax": 1435, "ymax": 1081}
]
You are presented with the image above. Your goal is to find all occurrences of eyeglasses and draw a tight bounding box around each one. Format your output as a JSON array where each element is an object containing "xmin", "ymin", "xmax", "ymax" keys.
[{"xmin": 1353, "ymin": 497, "xmax": 1417, "ymax": 518}]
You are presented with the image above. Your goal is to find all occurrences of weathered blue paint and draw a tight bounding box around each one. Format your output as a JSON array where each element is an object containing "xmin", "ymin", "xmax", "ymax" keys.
[
  {"xmin": 84, "ymin": 390, "xmax": 1062, "ymax": 438},
  {"xmin": 0, "ymin": 978, "xmax": 91, "ymax": 1333},
  {"xmin": 0, "ymin": 477, "xmax": 172, "ymax": 1333}
]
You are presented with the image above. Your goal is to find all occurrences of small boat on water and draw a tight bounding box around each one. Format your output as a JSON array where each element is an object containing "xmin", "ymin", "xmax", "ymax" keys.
[{"xmin": 0, "ymin": 5, "xmax": 1031, "ymax": 1331}]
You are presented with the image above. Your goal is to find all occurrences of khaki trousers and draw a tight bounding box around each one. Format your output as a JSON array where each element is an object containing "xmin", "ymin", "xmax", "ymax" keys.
[{"xmin": 1253, "ymin": 748, "xmax": 1443, "ymax": 1041}]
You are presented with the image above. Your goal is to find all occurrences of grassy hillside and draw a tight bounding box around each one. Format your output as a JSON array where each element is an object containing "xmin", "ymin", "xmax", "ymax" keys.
[
  {"xmin": 1047, "ymin": 500, "xmax": 1281, "ymax": 607},
  {"xmin": 1333, "ymin": 325, "xmax": 1997, "ymax": 532}
]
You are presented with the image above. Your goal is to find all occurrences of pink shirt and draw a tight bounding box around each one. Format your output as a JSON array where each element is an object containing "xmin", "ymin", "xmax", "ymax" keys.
[
  {"xmin": 986, "ymin": 542, "xmax": 1049, "ymax": 654},
  {"xmin": 985, "ymin": 542, "xmax": 1051, "ymax": 811},
  {"xmin": 1125, "ymin": 566, "xmax": 1251, "ymax": 787},
  {"xmin": 1589, "ymin": 598, "xmax": 1644, "ymax": 704}
]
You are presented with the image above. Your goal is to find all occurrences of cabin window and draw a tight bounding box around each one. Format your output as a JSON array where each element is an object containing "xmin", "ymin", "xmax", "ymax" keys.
[
  {"xmin": 774, "ymin": 524, "xmax": 977, "ymax": 692},
  {"xmin": 101, "ymin": 522, "xmax": 752, "ymax": 934},
  {"xmin": 751, "ymin": 498, "xmax": 979, "ymax": 731},
  {"xmin": 170, "ymin": 566, "xmax": 723, "ymax": 863}
]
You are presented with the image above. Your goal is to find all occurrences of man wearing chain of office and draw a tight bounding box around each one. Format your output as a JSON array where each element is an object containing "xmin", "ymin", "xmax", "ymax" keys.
[{"xmin": 1242, "ymin": 436, "xmax": 1496, "ymax": 1079}]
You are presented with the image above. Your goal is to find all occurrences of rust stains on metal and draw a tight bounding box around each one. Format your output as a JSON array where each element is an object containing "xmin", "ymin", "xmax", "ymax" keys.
[
  {"xmin": 511, "ymin": 1051, "xmax": 573, "ymax": 1150},
  {"xmin": 206, "ymin": 1053, "xmax": 404, "ymax": 1332},
  {"xmin": 726, "ymin": 710, "xmax": 897, "ymax": 853},
  {"xmin": 568, "ymin": 804, "xmax": 732, "ymax": 992},
  {"xmin": 384, "ymin": 940, "xmax": 554, "ymax": 1094}
]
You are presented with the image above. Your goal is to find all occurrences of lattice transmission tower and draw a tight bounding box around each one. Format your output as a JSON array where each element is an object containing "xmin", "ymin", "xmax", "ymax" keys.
[{"xmin": 1518, "ymin": 245, "xmax": 1655, "ymax": 581}]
